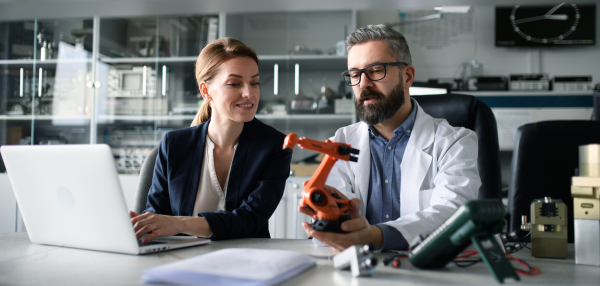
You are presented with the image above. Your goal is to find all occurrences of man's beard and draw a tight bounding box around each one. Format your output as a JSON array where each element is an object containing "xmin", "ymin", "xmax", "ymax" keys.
[{"xmin": 355, "ymin": 80, "xmax": 405, "ymax": 125}]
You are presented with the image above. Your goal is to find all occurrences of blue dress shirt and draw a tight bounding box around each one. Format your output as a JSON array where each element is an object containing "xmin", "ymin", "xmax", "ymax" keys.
[{"xmin": 366, "ymin": 98, "xmax": 417, "ymax": 251}]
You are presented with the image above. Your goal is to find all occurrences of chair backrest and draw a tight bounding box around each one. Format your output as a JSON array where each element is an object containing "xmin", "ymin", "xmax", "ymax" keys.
[
  {"xmin": 413, "ymin": 93, "xmax": 502, "ymax": 199},
  {"xmin": 133, "ymin": 147, "xmax": 159, "ymax": 214},
  {"xmin": 507, "ymin": 120, "xmax": 600, "ymax": 242}
]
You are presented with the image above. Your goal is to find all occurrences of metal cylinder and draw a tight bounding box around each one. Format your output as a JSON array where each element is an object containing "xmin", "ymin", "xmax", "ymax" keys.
[{"xmin": 579, "ymin": 144, "xmax": 600, "ymax": 177}]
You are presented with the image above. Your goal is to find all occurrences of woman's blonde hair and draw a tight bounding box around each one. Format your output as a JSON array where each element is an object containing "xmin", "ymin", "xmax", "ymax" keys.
[{"xmin": 190, "ymin": 37, "xmax": 259, "ymax": 127}]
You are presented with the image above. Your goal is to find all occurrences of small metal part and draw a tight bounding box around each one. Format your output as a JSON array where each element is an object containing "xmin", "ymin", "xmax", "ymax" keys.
[{"xmin": 333, "ymin": 244, "xmax": 378, "ymax": 277}]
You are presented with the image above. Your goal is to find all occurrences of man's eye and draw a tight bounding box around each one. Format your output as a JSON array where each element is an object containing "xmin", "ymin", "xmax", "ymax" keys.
[{"xmin": 349, "ymin": 72, "xmax": 360, "ymax": 78}]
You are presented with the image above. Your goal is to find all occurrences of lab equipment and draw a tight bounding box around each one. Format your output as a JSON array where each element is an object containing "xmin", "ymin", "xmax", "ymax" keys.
[
  {"xmin": 571, "ymin": 144, "xmax": 600, "ymax": 266},
  {"xmin": 408, "ymin": 200, "xmax": 519, "ymax": 283},
  {"xmin": 520, "ymin": 197, "xmax": 568, "ymax": 258},
  {"xmin": 333, "ymin": 244, "xmax": 378, "ymax": 277}
]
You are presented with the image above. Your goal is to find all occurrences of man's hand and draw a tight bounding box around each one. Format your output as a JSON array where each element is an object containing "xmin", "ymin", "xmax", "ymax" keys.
[
  {"xmin": 297, "ymin": 185, "xmax": 361, "ymax": 219},
  {"xmin": 302, "ymin": 216, "xmax": 383, "ymax": 252},
  {"xmin": 130, "ymin": 211, "xmax": 182, "ymax": 243}
]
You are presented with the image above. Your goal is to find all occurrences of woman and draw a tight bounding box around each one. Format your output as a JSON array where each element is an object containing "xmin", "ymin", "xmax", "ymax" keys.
[{"xmin": 130, "ymin": 38, "xmax": 292, "ymax": 243}]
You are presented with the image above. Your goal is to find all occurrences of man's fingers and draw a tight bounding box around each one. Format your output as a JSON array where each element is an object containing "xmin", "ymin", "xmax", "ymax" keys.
[
  {"xmin": 303, "ymin": 222, "xmax": 349, "ymax": 252},
  {"xmin": 350, "ymin": 199, "xmax": 361, "ymax": 211},
  {"xmin": 323, "ymin": 185, "xmax": 347, "ymax": 199},
  {"xmin": 340, "ymin": 217, "xmax": 368, "ymax": 232}
]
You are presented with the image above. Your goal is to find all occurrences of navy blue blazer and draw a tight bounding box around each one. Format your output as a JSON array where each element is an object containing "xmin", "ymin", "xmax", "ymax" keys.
[{"xmin": 145, "ymin": 118, "xmax": 292, "ymax": 240}]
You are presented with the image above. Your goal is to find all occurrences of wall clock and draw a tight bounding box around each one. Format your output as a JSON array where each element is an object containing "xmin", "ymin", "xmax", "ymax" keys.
[{"xmin": 510, "ymin": 2, "xmax": 580, "ymax": 44}]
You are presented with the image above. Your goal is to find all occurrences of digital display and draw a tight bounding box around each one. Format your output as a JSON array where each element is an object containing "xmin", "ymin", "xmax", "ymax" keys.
[
  {"xmin": 496, "ymin": 3, "xmax": 596, "ymax": 47},
  {"xmin": 122, "ymin": 74, "xmax": 142, "ymax": 90}
]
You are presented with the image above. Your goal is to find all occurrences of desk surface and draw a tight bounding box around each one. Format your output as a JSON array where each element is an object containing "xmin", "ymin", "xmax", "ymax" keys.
[{"xmin": 0, "ymin": 232, "xmax": 598, "ymax": 285}]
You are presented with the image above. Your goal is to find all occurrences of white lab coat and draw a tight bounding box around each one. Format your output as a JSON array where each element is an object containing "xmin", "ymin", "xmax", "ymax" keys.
[{"xmin": 325, "ymin": 101, "xmax": 481, "ymax": 245}]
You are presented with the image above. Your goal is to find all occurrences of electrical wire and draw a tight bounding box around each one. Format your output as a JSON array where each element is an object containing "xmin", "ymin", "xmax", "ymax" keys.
[
  {"xmin": 451, "ymin": 249, "xmax": 541, "ymax": 277},
  {"xmin": 505, "ymin": 253, "xmax": 541, "ymax": 276}
]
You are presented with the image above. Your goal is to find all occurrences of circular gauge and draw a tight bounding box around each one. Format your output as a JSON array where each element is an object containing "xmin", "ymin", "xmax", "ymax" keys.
[{"xmin": 510, "ymin": 3, "xmax": 580, "ymax": 44}]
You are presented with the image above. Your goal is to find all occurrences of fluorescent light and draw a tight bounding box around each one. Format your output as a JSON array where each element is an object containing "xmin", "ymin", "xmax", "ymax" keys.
[
  {"xmin": 434, "ymin": 6, "xmax": 471, "ymax": 13},
  {"xmin": 142, "ymin": 66, "xmax": 147, "ymax": 96},
  {"xmin": 162, "ymin": 65, "xmax": 167, "ymax": 96},
  {"xmin": 274, "ymin": 64, "xmax": 278, "ymax": 96},
  {"xmin": 294, "ymin": 64, "xmax": 299, "ymax": 95},
  {"xmin": 409, "ymin": 86, "xmax": 448, "ymax": 95},
  {"xmin": 38, "ymin": 68, "xmax": 42, "ymax": 97},
  {"xmin": 19, "ymin": 68, "xmax": 23, "ymax": 97}
]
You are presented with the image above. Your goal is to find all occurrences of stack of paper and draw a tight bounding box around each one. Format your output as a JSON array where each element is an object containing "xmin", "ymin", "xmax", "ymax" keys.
[{"xmin": 143, "ymin": 248, "xmax": 316, "ymax": 285}]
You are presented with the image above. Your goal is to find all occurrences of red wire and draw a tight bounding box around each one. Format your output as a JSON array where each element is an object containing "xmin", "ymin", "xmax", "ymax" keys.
[
  {"xmin": 505, "ymin": 253, "xmax": 541, "ymax": 276},
  {"xmin": 453, "ymin": 251, "xmax": 541, "ymax": 277},
  {"xmin": 455, "ymin": 250, "xmax": 479, "ymax": 259}
]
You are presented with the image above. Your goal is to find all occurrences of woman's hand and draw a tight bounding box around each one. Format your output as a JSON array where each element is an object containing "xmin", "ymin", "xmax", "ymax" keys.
[
  {"xmin": 130, "ymin": 211, "xmax": 182, "ymax": 243},
  {"xmin": 129, "ymin": 211, "xmax": 213, "ymax": 243}
]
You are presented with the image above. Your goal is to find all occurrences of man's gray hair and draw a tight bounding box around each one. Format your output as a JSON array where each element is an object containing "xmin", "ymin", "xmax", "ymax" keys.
[{"xmin": 346, "ymin": 24, "xmax": 412, "ymax": 65}]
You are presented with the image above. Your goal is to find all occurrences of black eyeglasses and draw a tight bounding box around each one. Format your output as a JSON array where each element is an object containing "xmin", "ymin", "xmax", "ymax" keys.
[{"xmin": 341, "ymin": 62, "xmax": 408, "ymax": 86}]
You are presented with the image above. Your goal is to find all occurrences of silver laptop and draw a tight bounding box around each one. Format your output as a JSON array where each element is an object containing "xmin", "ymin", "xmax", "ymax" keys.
[{"xmin": 1, "ymin": 144, "xmax": 210, "ymax": 255}]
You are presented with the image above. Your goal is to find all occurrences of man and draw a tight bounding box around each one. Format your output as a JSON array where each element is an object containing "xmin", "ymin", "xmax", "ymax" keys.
[{"xmin": 299, "ymin": 24, "xmax": 481, "ymax": 252}]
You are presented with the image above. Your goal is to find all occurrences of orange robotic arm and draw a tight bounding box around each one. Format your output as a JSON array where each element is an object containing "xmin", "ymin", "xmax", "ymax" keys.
[{"xmin": 283, "ymin": 133, "xmax": 359, "ymax": 233}]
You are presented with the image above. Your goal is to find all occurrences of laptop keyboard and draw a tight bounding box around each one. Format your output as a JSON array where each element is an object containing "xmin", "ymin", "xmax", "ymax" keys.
[{"xmin": 138, "ymin": 240, "xmax": 168, "ymax": 247}]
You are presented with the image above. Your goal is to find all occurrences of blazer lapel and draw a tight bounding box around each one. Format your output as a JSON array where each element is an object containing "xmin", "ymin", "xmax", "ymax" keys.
[
  {"xmin": 400, "ymin": 103, "xmax": 434, "ymax": 216},
  {"xmin": 225, "ymin": 120, "xmax": 252, "ymax": 211},
  {"xmin": 180, "ymin": 121, "xmax": 209, "ymax": 216}
]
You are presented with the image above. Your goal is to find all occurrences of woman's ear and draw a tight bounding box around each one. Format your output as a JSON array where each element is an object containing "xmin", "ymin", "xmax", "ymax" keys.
[{"xmin": 199, "ymin": 81, "xmax": 210, "ymax": 101}]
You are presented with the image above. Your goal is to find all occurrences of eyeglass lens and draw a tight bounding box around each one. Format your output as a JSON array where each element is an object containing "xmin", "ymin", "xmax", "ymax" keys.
[{"xmin": 343, "ymin": 64, "xmax": 387, "ymax": 86}]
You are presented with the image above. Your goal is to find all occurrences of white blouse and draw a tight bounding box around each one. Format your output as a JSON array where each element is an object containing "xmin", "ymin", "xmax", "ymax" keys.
[{"xmin": 191, "ymin": 136, "xmax": 237, "ymax": 216}]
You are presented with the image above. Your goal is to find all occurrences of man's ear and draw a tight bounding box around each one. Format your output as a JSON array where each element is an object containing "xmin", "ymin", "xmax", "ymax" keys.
[
  {"xmin": 199, "ymin": 82, "xmax": 209, "ymax": 101},
  {"xmin": 403, "ymin": 65, "xmax": 416, "ymax": 89}
]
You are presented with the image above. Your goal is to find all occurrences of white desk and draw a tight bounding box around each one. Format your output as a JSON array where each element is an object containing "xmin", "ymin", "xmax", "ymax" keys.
[{"xmin": 0, "ymin": 232, "xmax": 598, "ymax": 285}]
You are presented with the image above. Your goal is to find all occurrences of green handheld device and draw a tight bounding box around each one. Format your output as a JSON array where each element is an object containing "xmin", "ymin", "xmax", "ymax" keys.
[{"xmin": 408, "ymin": 200, "xmax": 520, "ymax": 283}]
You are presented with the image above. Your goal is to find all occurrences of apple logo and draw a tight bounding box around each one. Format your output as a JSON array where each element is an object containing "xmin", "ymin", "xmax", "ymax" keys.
[{"xmin": 56, "ymin": 186, "xmax": 75, "ymax": 209}]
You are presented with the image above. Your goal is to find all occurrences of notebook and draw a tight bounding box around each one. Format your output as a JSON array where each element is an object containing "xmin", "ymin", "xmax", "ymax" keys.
[
  {"xmin": 1, "ymin": 144, "xmax": 210, "ymax": 255},
  {"xmin": 143, "ymin": 248, "xmax": 316, "ymax": 285}
]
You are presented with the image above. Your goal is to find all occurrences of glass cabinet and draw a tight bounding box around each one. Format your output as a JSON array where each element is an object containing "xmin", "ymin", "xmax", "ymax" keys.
[
  {"xmin": 0, "ymin": 18, "xmax": 94, "ymax": 151},
  {"xmin": 0, "ymin": 11, "xmax": 357, "ymax": 173}
]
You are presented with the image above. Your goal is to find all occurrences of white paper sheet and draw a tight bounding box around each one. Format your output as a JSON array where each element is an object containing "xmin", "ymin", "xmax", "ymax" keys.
[{"xmin": 143, "ymin": 248, "xmax": 316, "ymax": 286}]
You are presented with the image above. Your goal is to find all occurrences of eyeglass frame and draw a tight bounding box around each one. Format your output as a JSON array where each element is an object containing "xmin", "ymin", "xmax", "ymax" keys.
[{"xmin": 341, "ymin": 62, "xmax": 409, "ymax": 86}]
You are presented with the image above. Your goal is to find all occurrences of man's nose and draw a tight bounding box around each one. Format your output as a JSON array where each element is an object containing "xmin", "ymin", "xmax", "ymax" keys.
[{"xmin": 358, "ymin": 73, "xmax": 374, "ymax": 89}]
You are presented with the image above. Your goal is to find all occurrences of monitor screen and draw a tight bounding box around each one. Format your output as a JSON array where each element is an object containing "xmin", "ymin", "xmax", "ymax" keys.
[
  {"xmin": 496, "ymin": 3, "xmax": 596, "ymax": 47},
  {"xmin": 122, "ymin": 74, "xmax": 142, "ymax": 90}
]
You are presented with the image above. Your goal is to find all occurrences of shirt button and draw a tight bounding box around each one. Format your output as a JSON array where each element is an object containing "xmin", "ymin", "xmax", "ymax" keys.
[
  {"xmin": 387, "ymin": 146, "xmax": 392, "ymax": 150},
  {"xmin": 407, "ymin": 129, "xmax": 411, "ymax": 133},
  {"xmin": 385, "ymin": 214, "xmax": 389, "ymax": 219},
  {"xmin": 385, "ymin": 179, "xmax": 389, "ymax": 184}
]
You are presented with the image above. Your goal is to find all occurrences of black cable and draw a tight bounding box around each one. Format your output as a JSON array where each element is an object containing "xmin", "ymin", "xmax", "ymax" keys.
[{"xmin": 453, "ymin": 258, "xmax": 483, "ymax": 267}]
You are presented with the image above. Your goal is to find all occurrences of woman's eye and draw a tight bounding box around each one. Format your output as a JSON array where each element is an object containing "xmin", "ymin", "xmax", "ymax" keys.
[
  {"xmin": 251, "ymin": 82, "xmax": 260, "ymax": 86},
  {"xmin": 227, "ymin": 83, "xmax": 240, "ymax": 87}
]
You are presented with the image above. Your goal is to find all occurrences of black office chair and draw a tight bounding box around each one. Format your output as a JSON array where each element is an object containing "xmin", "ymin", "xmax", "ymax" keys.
[
  {"xmin": 133, "ymin": 147, "xmax": 159, "ymax": 214},
  {"xmin": 507, "ymin": 120, "xmax": 600, "ymax": 242},
  {"xmin": 413, "ymin": 93, "xmax": 502, "ymax": 199}
]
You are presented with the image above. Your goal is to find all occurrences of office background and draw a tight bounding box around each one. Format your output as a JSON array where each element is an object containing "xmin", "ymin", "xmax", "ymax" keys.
[{"xmin": 0, "ymin": 0, "xmax": 598, "ymax": 237}]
